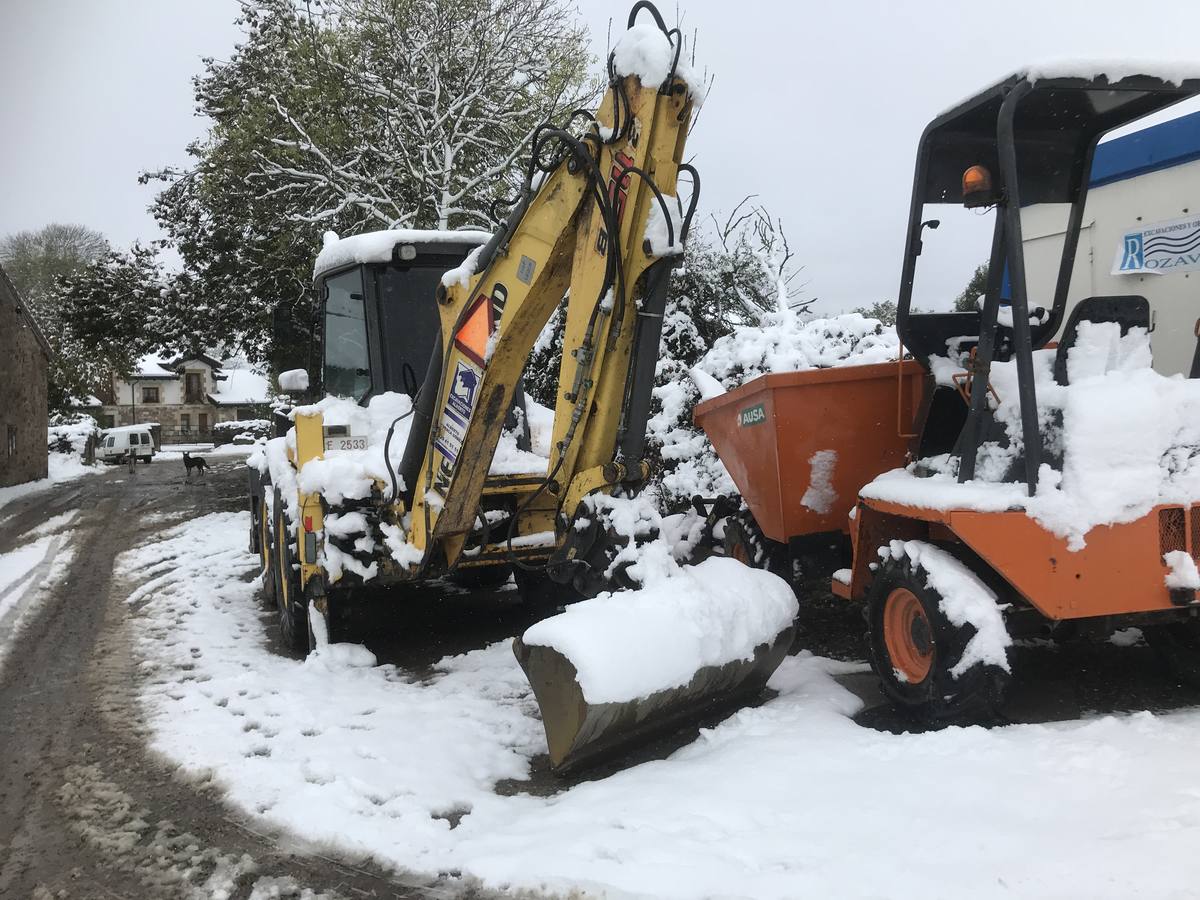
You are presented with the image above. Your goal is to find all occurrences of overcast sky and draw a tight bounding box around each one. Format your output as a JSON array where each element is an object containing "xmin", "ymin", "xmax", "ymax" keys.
[{"xmin": 5, "ymin": 0, "xmax": 1200, "ymax": 314}]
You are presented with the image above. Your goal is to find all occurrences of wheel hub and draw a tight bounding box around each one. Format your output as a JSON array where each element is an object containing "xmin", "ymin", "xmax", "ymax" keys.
[{"xmin": 883, "ymin": 587, "xmax": 934, "ymax": 684}]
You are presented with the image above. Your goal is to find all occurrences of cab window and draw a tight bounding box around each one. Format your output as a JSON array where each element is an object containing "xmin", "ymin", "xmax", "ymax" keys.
[{"xmin": 323, "ymin": 268, "xmax": 371, "ymax": 401}]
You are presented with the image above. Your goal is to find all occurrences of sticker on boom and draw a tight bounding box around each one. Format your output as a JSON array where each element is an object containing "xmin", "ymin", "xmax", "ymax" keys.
[
  {"xmin": 433, "ymin": 360, "xmax": 483, "ymax": 465},
  {"xmin": 739, "ymin": 403, "xmax": 766, "ymax": 427}
]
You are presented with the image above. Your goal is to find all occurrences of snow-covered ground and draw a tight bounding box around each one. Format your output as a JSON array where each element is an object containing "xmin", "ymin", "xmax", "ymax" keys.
[
  {"xmin": 120, "ymin": 511, "xmax": 1200, "ymax": 898},
  {"xmin": 0, "ymin": 513, "xmax": 77, "ymax": 672},
  {"xmin": 156, "ymin": 443, "xmax": 258, "ymax": 461},
  {"xmin": 0, "ymin": 453, "xmax": 102, "ymax": 514}
]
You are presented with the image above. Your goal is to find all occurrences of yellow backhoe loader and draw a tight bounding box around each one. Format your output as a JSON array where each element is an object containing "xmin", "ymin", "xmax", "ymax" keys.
[{"xmin": 248, "ymin": 2, "xmax": 793, "ymax": 772}]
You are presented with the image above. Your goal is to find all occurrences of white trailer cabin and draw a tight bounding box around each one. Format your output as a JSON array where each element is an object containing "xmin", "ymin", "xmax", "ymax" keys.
[{"xmin": 1022, "ymin": 107, "xmax": 1200, "ymax": 376}]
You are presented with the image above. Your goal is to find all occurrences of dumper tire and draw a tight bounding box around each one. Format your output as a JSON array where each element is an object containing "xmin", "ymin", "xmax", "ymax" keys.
[
  {"xmin": 867, "ymin": 555, "xmax": 1008, "ymax": 721},
  {"xmin": 272, "ymin": 489, "xmax": 311, "ymax": 656},
  {"xmin": 1144, "ymin": 620, "xmax": 1200, "ymax": 689}
]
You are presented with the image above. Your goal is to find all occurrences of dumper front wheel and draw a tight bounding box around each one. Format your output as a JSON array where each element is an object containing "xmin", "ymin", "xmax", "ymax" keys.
[
  {"xmin": 867, "ymin": 556, "xmax": 1006, "ymax": 720},
  {"xmin": 273, "ymin": 489, "xmax": 310, "ymax": 656}
]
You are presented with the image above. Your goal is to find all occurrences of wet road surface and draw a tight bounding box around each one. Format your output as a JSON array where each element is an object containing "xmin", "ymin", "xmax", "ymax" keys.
[{"xmin": 3, "ymin": 458, "xmax": 1200, "ymax": 895}]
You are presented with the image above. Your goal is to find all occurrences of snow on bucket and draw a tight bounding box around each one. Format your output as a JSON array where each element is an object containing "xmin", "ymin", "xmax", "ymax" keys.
[{"xmin": 514, "ymin": 556, "xmax": 798, "ymax": 771}]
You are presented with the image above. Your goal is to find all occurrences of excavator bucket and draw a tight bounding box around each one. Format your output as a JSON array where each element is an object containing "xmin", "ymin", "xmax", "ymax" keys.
[{"xmin": 513, "ymin": 624, "xmax": 796, "ymax": 773}]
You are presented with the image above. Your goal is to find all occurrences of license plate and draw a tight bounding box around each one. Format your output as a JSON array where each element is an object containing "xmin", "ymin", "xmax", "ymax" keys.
[{"xmin": 323, "ymin": 436, "xmax": 367, "ymax": 454}]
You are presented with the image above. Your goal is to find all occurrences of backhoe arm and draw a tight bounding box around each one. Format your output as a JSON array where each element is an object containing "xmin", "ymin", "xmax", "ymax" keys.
[{"xmin": 403, "ymin": 16, "xmax": 698, "ymax": 573}]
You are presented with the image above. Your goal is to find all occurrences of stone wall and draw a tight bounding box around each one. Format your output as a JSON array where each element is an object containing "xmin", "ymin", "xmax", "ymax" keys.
[{"xmin": 0, "ymin": 268, "xmax": 50, "ymax": 488}]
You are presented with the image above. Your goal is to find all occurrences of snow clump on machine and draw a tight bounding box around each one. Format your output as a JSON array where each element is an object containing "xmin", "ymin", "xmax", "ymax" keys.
[
  {"xmin": 248, "ymin": 390, "xmax": 552, "ymax": 583},
  {"xmin": 865, "ymin": 323, "xmax": 1200, "ymax": 550}
]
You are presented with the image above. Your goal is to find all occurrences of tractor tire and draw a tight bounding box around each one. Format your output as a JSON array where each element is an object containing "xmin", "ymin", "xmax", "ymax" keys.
[
  {"xmin": 257, "ymin": 497, "xmax": 277, "ymax": 609},
  {"xmin": 1144, "ymin": 620, "xmax": 1200, "ymax": 689},
  {"xmin": 867, "ymin": 554, "xmax": 1008, "ymax": 721},
  {"xmin": 272, "ymin": 488, "xmax": 311, "ymax": 656}
]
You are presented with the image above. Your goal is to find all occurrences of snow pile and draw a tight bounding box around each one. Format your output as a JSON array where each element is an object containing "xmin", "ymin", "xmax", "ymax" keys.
[
  {"xmin": 288, "ymin": 392, "xmax": 415, "ymax": 507},
  {"xmin": 867, "ymin": 324, "xmax": 1200, "ymax": 550},
  {"xmin": 313, "ymin": 228, "xmax": 490, "ymax": 278},
  {"xmin": 699, "ymin": 311, "xmax": 899, "ymax": 383},
  {"xmin": 649, "ymin": 311, "xmax": 897, "ymax": 506},
  {"xmin": 522, "ymin": 555, "xmax": 797, "ymax": 704},
  {"xmin": 881, "ymin": 540, "xmax": 1011, "ymax": 676},
  {"xmin": 48, "ymin": 413, "xmax": 102, "ymax": 459},
  {"xmin": 612, "ymin": 21, "xmax": 705, "ymax": 104},
  {"xmin": 124, "ymin": 510, "xmax": 1200, "ymax": 899}
]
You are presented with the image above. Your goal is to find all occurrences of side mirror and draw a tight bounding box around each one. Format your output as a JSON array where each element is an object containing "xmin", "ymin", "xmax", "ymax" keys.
[{"xmin": 278, "ymin": 368, "xmax": 311, "ymax": 395}]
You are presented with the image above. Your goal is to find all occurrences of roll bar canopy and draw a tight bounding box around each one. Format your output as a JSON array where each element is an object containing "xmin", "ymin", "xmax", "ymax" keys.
[{"xmin": 895, "ymin": 69, "xmax": 1200, "ymax": 494}]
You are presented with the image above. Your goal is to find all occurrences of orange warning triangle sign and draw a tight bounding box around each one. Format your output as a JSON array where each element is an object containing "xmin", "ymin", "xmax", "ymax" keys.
[{"xmin": 454, "ymin": 293, "xmax": 493, "ymax": 366}]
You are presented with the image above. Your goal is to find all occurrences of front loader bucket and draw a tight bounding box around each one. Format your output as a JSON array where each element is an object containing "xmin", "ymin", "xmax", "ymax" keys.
[{"xmin": 513, "ymin": 625, "xmax": 796, "ymax": 773}]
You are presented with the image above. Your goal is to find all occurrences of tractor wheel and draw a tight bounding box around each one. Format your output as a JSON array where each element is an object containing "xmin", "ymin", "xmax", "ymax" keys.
[
  {"xmin": 724, "ymin": 511, "xmax": 778, "ymax": 571},
  {"xmin": 1144, "ymin": 620, "xmax": 1200, "ymax": 689},
  {"xmin": 867, "ymin": 554, "xmax": 1008, "ymax": 721},
  {"xmin": 257, "ymin": 498, "xmax": 277, "ymax": 609},
  {"xmin": 272, "ymin": 488, "xmax": 311, "ymax": 656}
]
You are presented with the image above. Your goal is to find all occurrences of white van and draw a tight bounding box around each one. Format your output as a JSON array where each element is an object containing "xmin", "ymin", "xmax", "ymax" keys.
[{"xmin": 98, "ymin": 427, "xmax": 155, "ymax": 464}]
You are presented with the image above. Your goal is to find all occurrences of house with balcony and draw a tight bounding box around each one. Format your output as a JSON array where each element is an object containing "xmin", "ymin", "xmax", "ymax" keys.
[{"xmin": 96, "ymin": 354, "xmax": 271, "ymax": 442}]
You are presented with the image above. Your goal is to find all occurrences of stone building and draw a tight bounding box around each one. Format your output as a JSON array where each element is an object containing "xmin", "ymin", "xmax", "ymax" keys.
[
  {"xmin": 0, "ymin": 263, "xmax": 51, "ymax": 488},
  {"xmin": 96, "ymin": 354, "xmax": 270, "ymax": 442}
]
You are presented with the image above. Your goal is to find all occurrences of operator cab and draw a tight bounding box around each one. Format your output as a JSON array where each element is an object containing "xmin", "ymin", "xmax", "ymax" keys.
[
  {"xmin": 313, "ymin": 230, "xmax": 491, "ymax": 403},
  {"xmin": 897, "ymin": 68, "xmax": 1200, "ymax": 490}
]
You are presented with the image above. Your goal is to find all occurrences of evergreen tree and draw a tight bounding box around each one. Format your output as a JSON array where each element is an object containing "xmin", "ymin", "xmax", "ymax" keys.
[{"xmin": 955, "ymin": 262, "xmax": 989, "ymax": 312}]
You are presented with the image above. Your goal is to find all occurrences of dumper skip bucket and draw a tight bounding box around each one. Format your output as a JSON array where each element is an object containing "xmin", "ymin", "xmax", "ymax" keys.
[
  {"xmin": 694, "ymin": 360, "xmax": 924, "ymax": 544},
  {"xmin": 514, "ymin": 624, "xmax": 796, "ymax": 773}
]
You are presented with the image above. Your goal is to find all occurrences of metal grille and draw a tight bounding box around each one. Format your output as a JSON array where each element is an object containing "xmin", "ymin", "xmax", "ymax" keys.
[{"xmin": 1160, "ymin": 507, "xmax": 1187, "ymax": 556}]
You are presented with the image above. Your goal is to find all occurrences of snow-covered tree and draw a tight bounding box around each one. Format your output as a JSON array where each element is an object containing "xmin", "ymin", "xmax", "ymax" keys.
[
  {"xmin": 1, "ymin": 223, "xmax": 113, "ymax": 412},
  {"xmin": 146, "ymin": 0, "xmax": 595, "ymax": 372}
]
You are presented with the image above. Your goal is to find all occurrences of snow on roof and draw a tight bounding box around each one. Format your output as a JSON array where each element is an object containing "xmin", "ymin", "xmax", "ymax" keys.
[
  {"xmin": 314, "ymin": 229, "xmax": 492, "ymax": 279},
  {"xmin": 134, "ymin": 353, "xmax": 178, "ymax": 378},
  {"xmin": 1023, "ymin": 60, "xmax": 1200, "ymax": 86},
  {"xmin": 208, "ymin": 366, "xmax": 270, "ymax": 406},
  {"xmin": 940, "ymin": 62, "xmax": 1200, "ymax": 118}
]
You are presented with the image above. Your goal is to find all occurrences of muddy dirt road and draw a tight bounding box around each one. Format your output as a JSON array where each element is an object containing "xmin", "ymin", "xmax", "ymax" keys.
[
  {"xmin": 2, "ymin": 457, "xmax": 1199, "ymax": 897},
  {"xmin": 0, "ymin": 458, "xmax": 471, "ymax": 899}
]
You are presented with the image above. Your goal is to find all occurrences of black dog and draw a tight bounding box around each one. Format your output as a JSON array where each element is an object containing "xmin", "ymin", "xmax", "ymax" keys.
[{"xmin": 183, "ymin": 451, "xmax": 210, "ymax": 478}]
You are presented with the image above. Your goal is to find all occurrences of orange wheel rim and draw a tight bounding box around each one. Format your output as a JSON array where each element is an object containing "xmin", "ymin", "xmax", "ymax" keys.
[{"xmin": 884, "ymin": 588, "xmax": 933, "ymax": 683}]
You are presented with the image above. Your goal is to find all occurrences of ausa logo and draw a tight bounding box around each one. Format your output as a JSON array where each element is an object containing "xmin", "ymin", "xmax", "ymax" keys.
[{"xmin": 739, "ymin": 403, "xmax": 766, "ymax": 427}]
